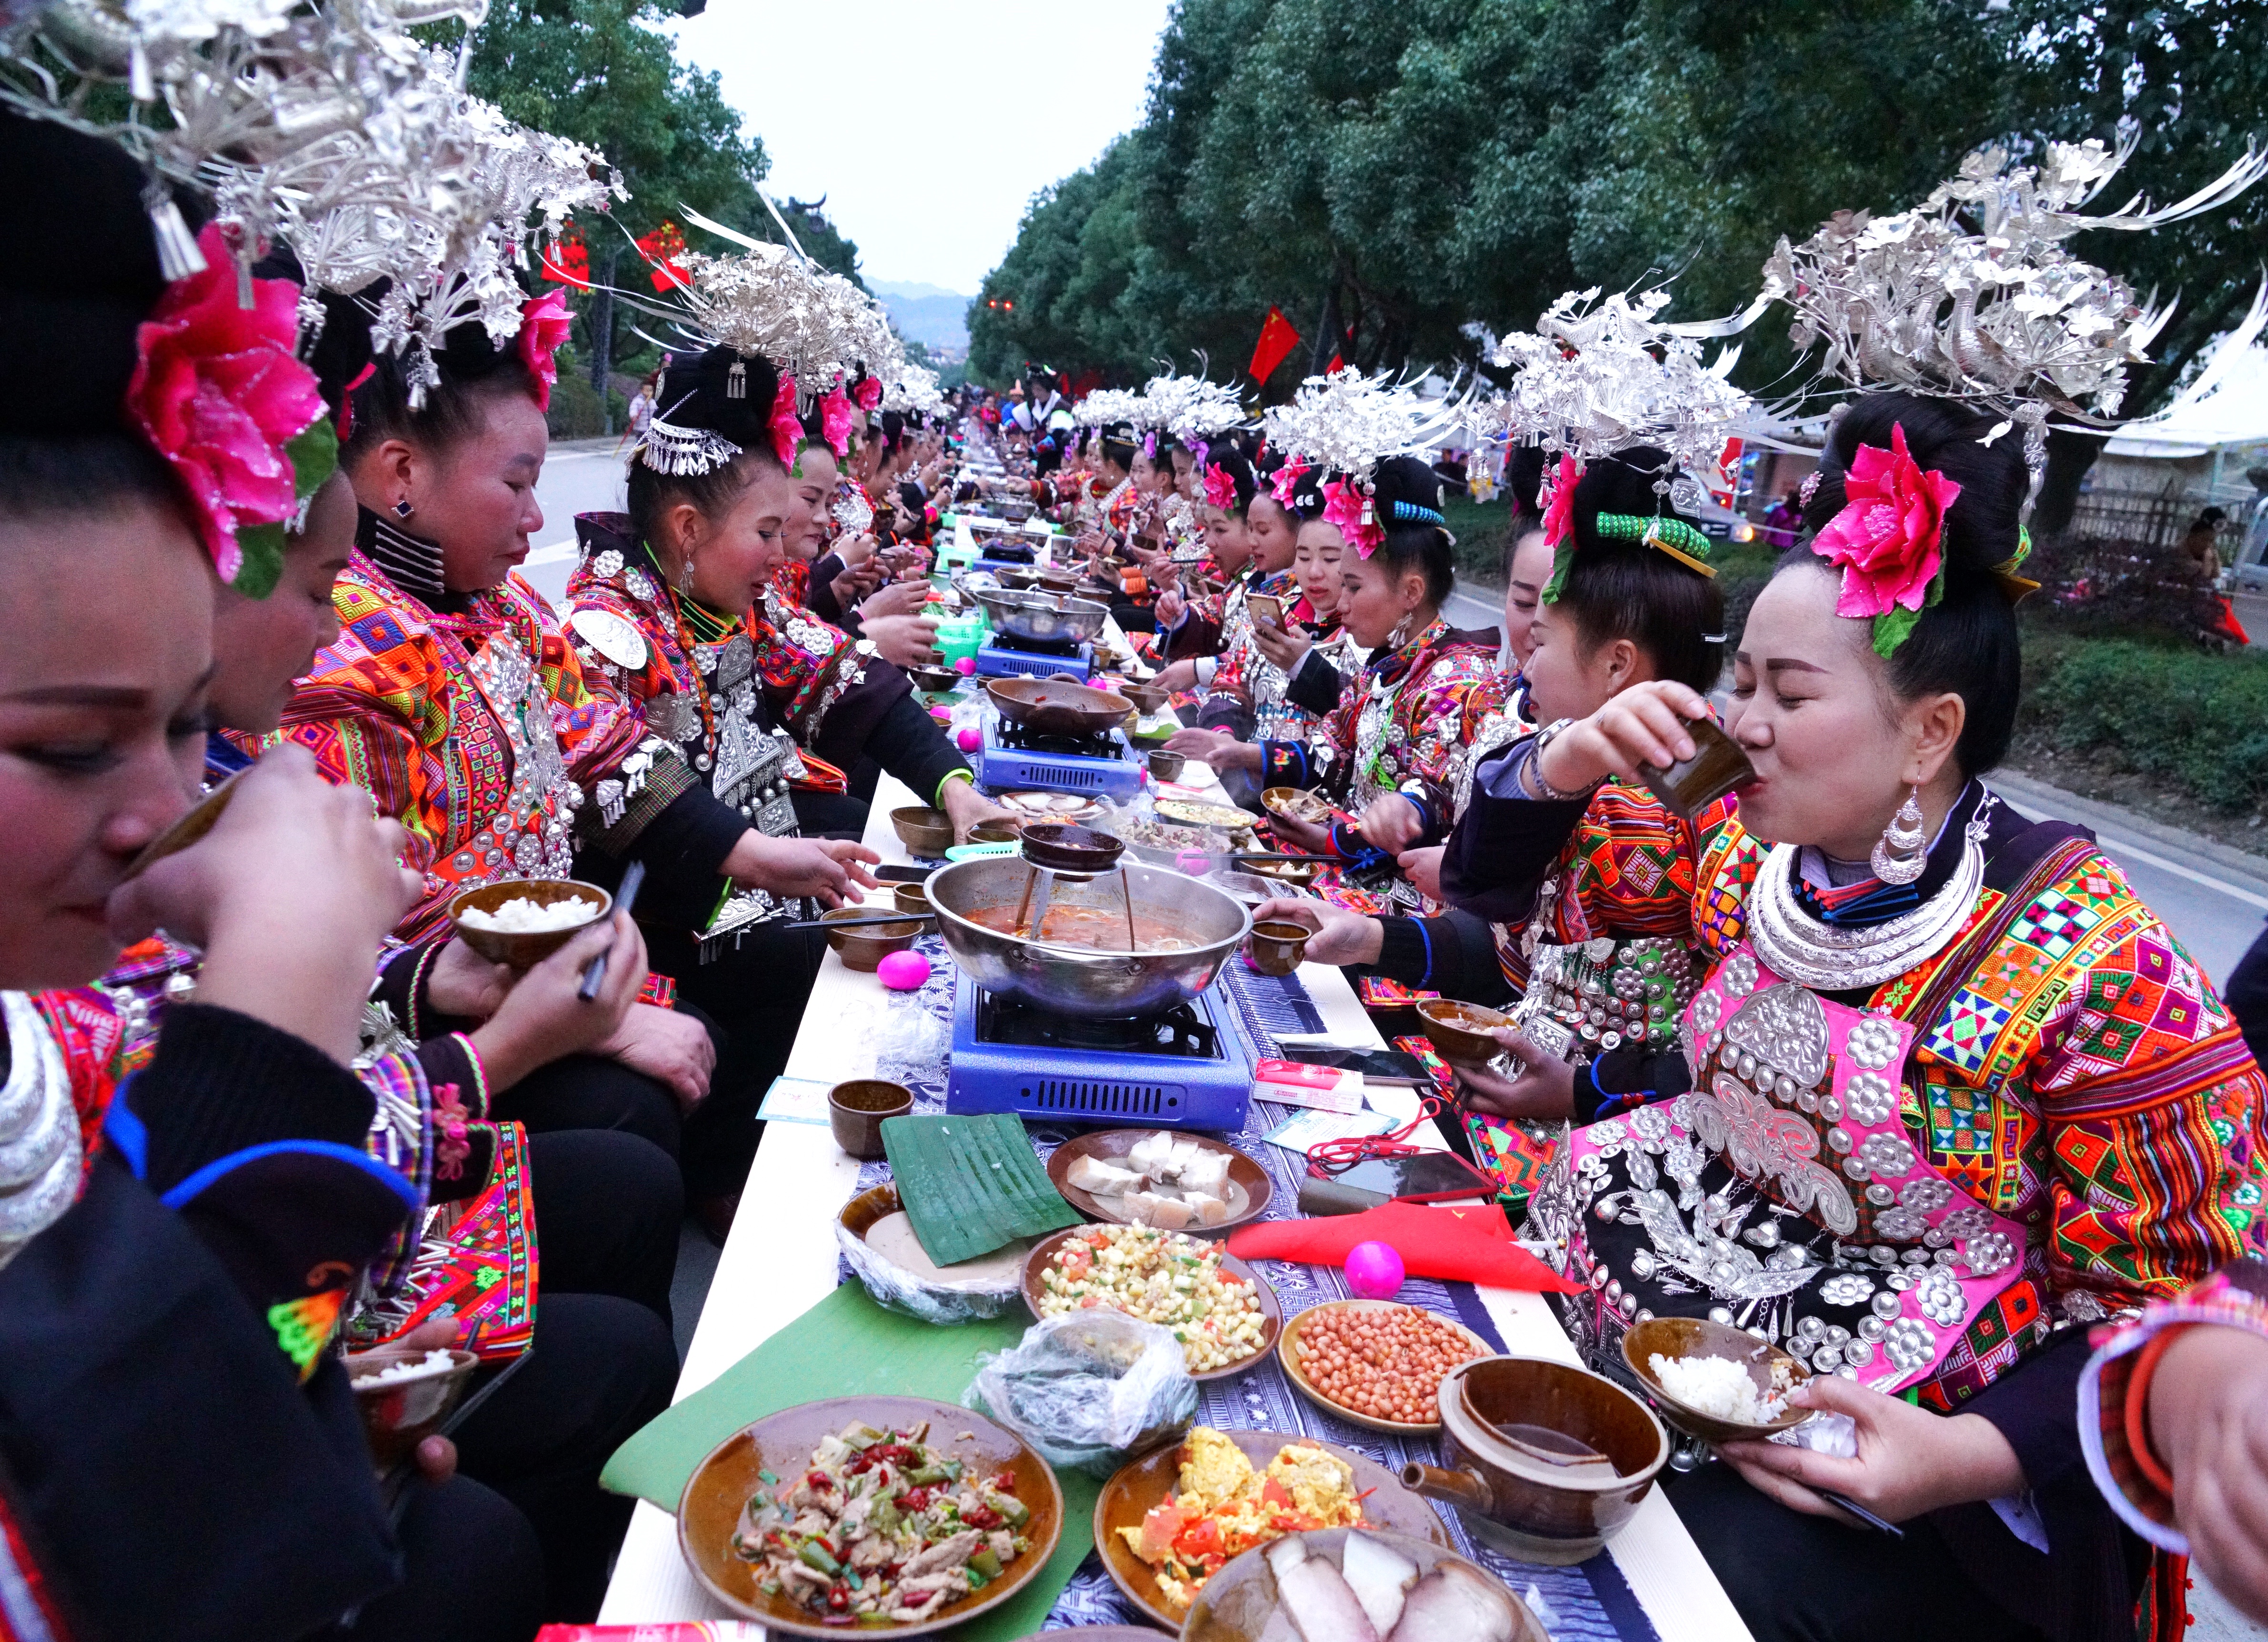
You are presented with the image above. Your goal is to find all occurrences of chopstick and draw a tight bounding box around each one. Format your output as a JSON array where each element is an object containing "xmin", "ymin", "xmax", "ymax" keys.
[
  {"xmin": 577, "ymin": 861, "xmax": 644, "ymax": 1001},
  {"xmin": 1231, "ymin": 851, "xmax": 1340, "ymax": 865},
  {"xmin": 781, "ymin": 911, "xmax": 931, "ymax": 931}
]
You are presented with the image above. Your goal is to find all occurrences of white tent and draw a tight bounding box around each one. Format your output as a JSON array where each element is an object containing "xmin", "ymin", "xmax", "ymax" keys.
[{"xmin": 2106, "ymin": 345, "xmax": 2268, "ymax": 459}]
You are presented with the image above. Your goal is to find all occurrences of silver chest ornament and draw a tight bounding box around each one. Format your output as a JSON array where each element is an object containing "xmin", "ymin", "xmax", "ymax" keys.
[{"xmin": 462, "ymin": 632, "xmax": 579, "ymax": 880}]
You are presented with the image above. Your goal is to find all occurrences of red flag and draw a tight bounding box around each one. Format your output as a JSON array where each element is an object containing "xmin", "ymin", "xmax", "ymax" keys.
[
  {"xmin": 1248, "ymin": 305, "xmax": 1301, "ymax": 383},
  {"xmin": 1325, "ymin": 352, "xmax": 1345, "ymax": 374}
]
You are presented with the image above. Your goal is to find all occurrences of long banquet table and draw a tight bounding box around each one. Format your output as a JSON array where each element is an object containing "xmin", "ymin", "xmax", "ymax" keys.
[{"xmin": 597, "ymin": 756, "xmax": 1752, "ymax": 1640}]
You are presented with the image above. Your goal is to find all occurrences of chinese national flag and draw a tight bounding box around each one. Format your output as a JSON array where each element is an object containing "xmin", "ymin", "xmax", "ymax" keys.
[
  {"xmin": 1248, "ymin": 306, "xmax": 1301, "ymax": 384},
  {"xmin": 1326, "ymin": 352, "xmax": 1345, "ymax": 373}
]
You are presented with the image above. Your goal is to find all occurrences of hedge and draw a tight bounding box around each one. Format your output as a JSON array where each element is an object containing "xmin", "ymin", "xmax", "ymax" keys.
[{"xmin": 2018, "ymin": 631, "xmax": 2268, "ymax": 815}]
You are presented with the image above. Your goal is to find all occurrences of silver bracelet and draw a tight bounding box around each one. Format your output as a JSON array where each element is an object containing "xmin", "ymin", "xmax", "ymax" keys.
[{"xmin": 1524, "ymin": 719, "xmax": 1597, "ymax": 802}]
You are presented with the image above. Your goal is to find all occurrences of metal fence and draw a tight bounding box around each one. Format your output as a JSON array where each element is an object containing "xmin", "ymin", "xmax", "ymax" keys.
[{"xmin": 2063, "ymin": 484, "xmax": 2238, "ymax": 559}]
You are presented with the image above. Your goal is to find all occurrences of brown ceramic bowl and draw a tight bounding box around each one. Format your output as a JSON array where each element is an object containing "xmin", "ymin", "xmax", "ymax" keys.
[
  {"xmin": 1182, "ymin": 1526, "xmax": 1543, "ymax": 1642},
  {"xmin": 969, "ymin": 818, "xmax": 1025, "ymax": 846},
  {"xmin": 1044, "ymin": 1131, "xmax": 1272, "ymax": 1235},
  {"xmin": 1095, "ymin": 1432, "xmax": 1451, "ymax": 1632},
  {"xmin": 1020, "ymin": 1226, "xmax": 1281, "ymax": 1382},
  {"xmin": 448, "ymin": 879, "xmax": 612, "ymax": 968},
  {"xmin": 351, "ymin": 1347, "xmax": 480, "ymax": 1472},
  {"xmin": 1244, "ymin": 919, "xmax": 1312, "ymax": 977},
  {"xmin": 828, "ymin": 1079, "xmax": 913, "ymax": 1160},
  {"xmin": 1415, "ymin": 998, "xmax": 1513, "ymax": 1066},
  {"xmin": 1120, "ymin": 682, "xmax": 1170, "ymax": 716},
  {"xmin": 676, "ymin": 1395, "xmax": 1064, "ymax": 1635},
  {"xmin": 1036, "ymin": 571, "xmax": 1081, "ymax": 596},
  {"xmin": 819, "ymin": 906, "xmax": 921, "ymax": 971},
  {"xmin": 1637, "ymin": 716, "xmax": 1757, "ymax": 821},
  {"xmin": 1621, "ymin": 1315, "xmax": 1815, "ymax": 1444},
  {"xmin": 1275, "ymin": 1300, "xmax": 1493, "ymax": 1435},
  {"xmin": 907, "ymin": 663, "xmax": 962, "ymax": 693},
  {"xmin": 891, "ymin": 805, "xmax": 956, "ymax": 857},
  {"xmin": 1259, "ymin": 786, "xmax": 1333, "ymax": 825},
  {"xmin": 1145, "ymin": 749, "xmax": 1187, "ymax": 782},
  {"xmin": 1404, "ymin": 1355, "xmax": 1667, "ymax": 1565},
  {"xmin": 892, "ymin": 882, "xmax": 934, "ymax": 917},
  {"xmin": 1243, "ymin": 858, "xmax": 1318, "ymax": 889}
]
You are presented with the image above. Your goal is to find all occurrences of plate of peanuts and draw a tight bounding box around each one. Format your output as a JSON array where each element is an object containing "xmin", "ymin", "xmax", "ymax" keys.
[{"xmin": 1277, "ymin": 1300, "xmax": 1494, "ymax": 1433}]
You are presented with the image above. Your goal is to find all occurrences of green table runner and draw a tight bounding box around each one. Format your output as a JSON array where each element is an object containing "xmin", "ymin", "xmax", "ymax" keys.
[{"xmin": 601, "ymin": 1282, "xmax": 1100, "ymax": 1640}]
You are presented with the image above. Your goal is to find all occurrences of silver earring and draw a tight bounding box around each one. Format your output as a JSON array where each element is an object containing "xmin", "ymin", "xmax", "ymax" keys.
[
  {"xmin": 1871, "ymin": 784, "xmax": 1927, "ymax": 884},
  {"xmin": 393, "ymin": 498, "xmax": 414, "ymax": 520},
  {"xmin": 675, "ymin": 548, "xmax": 696, "ymax": 593}
]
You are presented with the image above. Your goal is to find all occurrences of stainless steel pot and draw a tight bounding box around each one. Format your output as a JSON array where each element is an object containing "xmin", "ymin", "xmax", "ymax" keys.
[
  {"xmin": 927, "ymin": 856, "xmax": 1252, "ymax": 1017},
  {"xmin": 969, "ymin": 588, "xmax": 1111, "ymax": 647}
]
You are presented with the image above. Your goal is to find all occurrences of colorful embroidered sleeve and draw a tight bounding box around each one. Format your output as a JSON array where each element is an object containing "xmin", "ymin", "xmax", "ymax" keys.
[
  {"xmin": 1687, "ymin": 809, "xmax": 1766, "ymax": 964},
  {"xmin": 2003, "ymin": 860, "xmax": 2268, "ymax": 1308},
  {"xmin": 1545, "ymin": 782, "xmax": 1735, "ymax": 949},
  {"xmin": 1394, "ymin": 649, "xmax": 1509, "ymax": 822},
  {"xmin": 2079, "ymin": 1258, "xmax": 2268, "ymax": 1551}
]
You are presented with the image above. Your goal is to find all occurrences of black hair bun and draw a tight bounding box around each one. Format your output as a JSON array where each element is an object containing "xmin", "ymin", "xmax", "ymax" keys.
[
  {"xmin": 1370, "ymin": 454, "xmax": 1445, "ymax": 525},
  {"xmin": 1502, "ymin": 444, "xmax": 1546, "ymax": 518},
  {"xmin": 653, "ymin": 346, "xmax": 786, "ymax": 452},
  {"xmin": 1568, "ymin": 447, "xmax": 1699, "ymax": 557},
  {"xmin": 0, "ymin": 110, "xmax": 191, "ymax": 439},
  {"xmin": 1803, "ymin": 391, "xmax": 2026, "ymax": 581}
]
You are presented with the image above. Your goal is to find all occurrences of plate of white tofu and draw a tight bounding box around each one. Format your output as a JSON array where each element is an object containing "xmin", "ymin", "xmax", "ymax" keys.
[{"xmin": 1045, "ymin": 1129, "xmax": 1273, "ymax": 1236}]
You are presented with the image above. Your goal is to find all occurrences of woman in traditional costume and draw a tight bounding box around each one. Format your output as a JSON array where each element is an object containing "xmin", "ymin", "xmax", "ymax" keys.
[{"xmin": 565, "ymin": 344, "xmax": 999, "ymax": 1216}]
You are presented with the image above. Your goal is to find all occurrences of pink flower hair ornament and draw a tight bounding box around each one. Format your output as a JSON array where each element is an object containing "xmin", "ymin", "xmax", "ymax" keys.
[
  {"xmin": 817, "ymin": 384, "xmax": 857, "ymax": 458},
  {"xmin": 124, "ymin": 221, "xmax": 328, "ymax": 598},
  {"xmin": 769, "ymin": 373, "xmax": 803, "ymax": 469},
  {"xmin": 1269, "ymin": 458, "xmax": 1310, "ymax": 508},
  {"xmin": 1322, "ymin": 477, "xmax": 1384, "ymax": 558},
  {"xmin": 1202, "ymin": 462, "xmax": 1237, "ymax": 510},
  {"xmin": 853, "ymin": 375, "xmax": 882, "ymax": 412},
  {"xmin": 1809, "ymin": 421, "xmax": 1962, "ymax": 657},
  {"xmin": 1536, "ymin": 452, "xmax": 1584, "ymax": 602},
  {"xmin": 517, "ymin": 289, "xmax": 574, "ymax": 412}
]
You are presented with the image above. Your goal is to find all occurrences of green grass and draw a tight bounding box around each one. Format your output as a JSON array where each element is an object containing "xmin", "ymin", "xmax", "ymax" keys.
[{"xmin": 2019, "ymin": 631, "xmax": 2268, "ymax": 815}]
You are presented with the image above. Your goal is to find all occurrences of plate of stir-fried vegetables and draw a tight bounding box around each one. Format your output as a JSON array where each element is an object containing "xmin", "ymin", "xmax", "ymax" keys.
[{"xmin": 677, "ymin": 1395, "xmax": 1064, "ymax": 1634}]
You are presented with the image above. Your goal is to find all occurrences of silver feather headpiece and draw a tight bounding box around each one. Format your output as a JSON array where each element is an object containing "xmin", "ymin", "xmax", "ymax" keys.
[
  {"xmin": 882, "ymin": 361, "xmax": 943, "ymax": 417},
  {"xmin": 1072, "ymin": 387, "xmax": 1146, "ymax": 430},
  {"xmin": 1260, "ymin": 366, "xmax": 1459, "ymax": 482},
  {"xmin": 1763, "ymin": 136, "xmax": 2268, "ymax": 473},
  {"xmin": 1139, "ymin": 372, "xmax": 1244, "ymax": 445}
]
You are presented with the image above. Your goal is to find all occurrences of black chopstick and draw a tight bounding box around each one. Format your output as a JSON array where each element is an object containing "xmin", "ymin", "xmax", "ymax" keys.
[
  {"xmin": 578, "ymin": 861, "xmax": 645, "ymax": 1001},
  {"xmin": 782, "ymin": 911, "xmax": 932, "ymax": 931}
]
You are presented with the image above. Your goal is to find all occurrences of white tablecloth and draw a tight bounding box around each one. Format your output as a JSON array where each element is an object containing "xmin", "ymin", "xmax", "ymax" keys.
[{"xmin": 598, "ymin": 747, "xmax": 1748, "ymax": 1640}]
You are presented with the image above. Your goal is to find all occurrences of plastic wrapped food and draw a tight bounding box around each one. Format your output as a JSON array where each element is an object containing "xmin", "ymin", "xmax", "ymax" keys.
[
  {"xmin": 965, "ymin": 1312, "xmax": 1198, "ymax": 1478},
  {"xmin": 833, "ymin": 1207, "xmax": 1029, "ymax": 1326}
]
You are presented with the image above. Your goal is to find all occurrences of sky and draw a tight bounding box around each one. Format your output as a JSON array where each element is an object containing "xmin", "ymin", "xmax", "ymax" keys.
[{"xmin": 668, "ymin": 0, "xmax": 1175, "ymax": 297}]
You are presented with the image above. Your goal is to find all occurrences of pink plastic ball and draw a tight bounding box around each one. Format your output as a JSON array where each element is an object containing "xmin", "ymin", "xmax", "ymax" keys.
[
  {"xmin": 875, "ymin": 949, "xmax": 932, "ymax": 991},
  {"xmin": 954, "ymin": 655, "xmax": 977, "ymax": 675},
  {"xmin": 1344, "ymin": 1240, "xmax": 1405, "ymax": 1300},
  {"xmin": 956, "ymin": 727, "xmax": 982, "ymax": 752}
]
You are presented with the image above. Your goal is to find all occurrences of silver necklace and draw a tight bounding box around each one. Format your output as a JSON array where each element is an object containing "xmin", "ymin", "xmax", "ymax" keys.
[
  {"xmin": 0, "ymin": 991, "xmax": 80, "ymax": 1269},
  {"xmin": 1746, "ymin": 794, "xmax": 1996, "ymax": 991}
]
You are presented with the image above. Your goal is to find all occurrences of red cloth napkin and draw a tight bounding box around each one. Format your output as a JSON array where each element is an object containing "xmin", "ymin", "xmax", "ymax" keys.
[{"xmin": 1227, "ymin": 1199, "xmax": 1581, "ymax": 1293}]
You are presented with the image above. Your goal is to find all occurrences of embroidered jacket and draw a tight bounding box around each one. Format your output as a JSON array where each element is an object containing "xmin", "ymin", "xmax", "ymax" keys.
[
  {"xmin": 271, "ymin": 511, "xmax": 649, "ymax": 941},
  {"xmin": 1260, "ymin": 616, "xmax": 1508, "ymax": 839},
  {"xmin": 1214, "ymin": 589, "xmax": 1364, "ymax": 742}
]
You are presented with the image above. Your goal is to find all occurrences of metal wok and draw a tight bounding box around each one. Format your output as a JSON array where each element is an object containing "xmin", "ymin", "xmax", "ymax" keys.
[
  {"xmin": 970, "ymin": 587, "xmax": 1111, "ymax": 648},
  {"xmin": 927, "ymin": 856, "xmax": 1251, "ymax": 1017},
  {"xmin": 985, "ymin": 677, "xmax": 1133, "ymax": 737}
]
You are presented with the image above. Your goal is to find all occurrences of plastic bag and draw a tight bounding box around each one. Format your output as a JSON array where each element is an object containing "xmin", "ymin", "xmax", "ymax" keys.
[
  {"xmin": 833, "ymin": 1212, "xmax": 1021, "ymax": 1327},
  {"xmin": 964, "ymin": 1311, "xmax": 1198, "ymax": 1478}
]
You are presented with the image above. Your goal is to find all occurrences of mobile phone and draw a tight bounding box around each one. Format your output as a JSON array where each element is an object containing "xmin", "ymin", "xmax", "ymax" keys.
[
  {"xmin": 1246, "ymin": 594, "xmax": 1284, "ymax": 630},
  {"xmin": 873, "ymin": 864, "xmax": 933, "ymax": 885},
  {"xmin": 1274, "ymin": 1044, "xmax": 1430, "ymax": 1085}
]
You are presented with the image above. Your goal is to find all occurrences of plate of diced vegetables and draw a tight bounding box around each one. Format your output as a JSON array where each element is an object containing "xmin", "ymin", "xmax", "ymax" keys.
[
  {"xmin": 675, "ymin": 1395, "xmax": 1064, "ymax": 1635},
  {"xmin": 1021, "ymin": 1223, "xmax": 1282, "ymax": 1381}
]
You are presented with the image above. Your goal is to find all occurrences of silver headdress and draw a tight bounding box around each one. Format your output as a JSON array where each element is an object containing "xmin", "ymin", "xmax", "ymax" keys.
[
  {"xmin": 1483, "ymin": 286, "xmax": 1756, "ymax": 489},
  {"xmin": 882, "ymin": 360, "xmax": 943, "ymax": 418},
  {"xmin": 638, "ymin": 417, "xmax": 742, "ymax": 478},
  {"xmin": 1072, "ymin": 387, "xmax": 1147, "ymax": 430},
  {"xmin": 1259, "ymin": 366, "xmax": 1459, "ymax": 482},
  {"xmin": 1139, "ymin": 372, "xmax": 1244, "ymax": 446},
  {"xmin": 1762, "ymin": 137, "xmax": 2268, "ymax": 480}
]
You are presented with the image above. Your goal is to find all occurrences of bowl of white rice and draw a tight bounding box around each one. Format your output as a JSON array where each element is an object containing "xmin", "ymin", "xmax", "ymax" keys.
[
  {"xmin": 1620, "ymin": 1316, "xmax": 1812, "ymax": 1442},
  {"xmin": 449, "ymin": 878, "xmax": 613, "ymax": 967},
  {"xmin": 349, "ymin": 1346, "xmax": 479, "ymax": 1471}
]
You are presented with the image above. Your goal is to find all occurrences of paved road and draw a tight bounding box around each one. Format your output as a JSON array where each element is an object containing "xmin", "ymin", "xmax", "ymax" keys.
[{"xmin": 524, "ymin": 440, "xmax": 629, "ymax": 605}]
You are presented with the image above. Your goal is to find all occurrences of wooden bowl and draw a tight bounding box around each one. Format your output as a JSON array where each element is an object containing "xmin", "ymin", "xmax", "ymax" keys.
[
  {"xmin": 1044, "ymin": 1131, "xmax": 1272, "ymax": 1236},
  {"xmin": 968, "ymin": 818, "xmax": 1025, "ymax": 846},
  {"xmin": 676, "ymin": 1395, "xmax": 1064, "ymax": 1636},
  {"xmin": 891, "ymin": 805, "xmax": 956, "ymax": 857},
  {"xmin": 1181, "ymin": 1527, "xmax": 1538, "ymax": 1642},
  {"xmin": 1621, "ymin": 1315, "xmax": 1814, "ymax": 1443},
  {"xmin": 1275, "ymin": 1300, "xmax": 1493, "ymax": 1435},
  {"xmin": 1095, "ymin": 1432, "xmax": 1452, "ymax": 1632},
  {"xmin": 448, "ymin": 879, "xmax": 612, "ymax": 968},
  {"xmin": 1414, "ymin": 1355, "xmax": 1668, "ymax": 1565},
  {"xmin": 1415, "ymin": 998, "xmax": 1512, "ymax": 1066},
  {"xmin": 820, "ymin": 906, "xmax": 921, "ymax": 971},
  {"xmin": 1020, "ymin": 1226, "xmax": 1281, "ymax": 1382},
  {"xmin": 892, "ymin": 882, "xmax": 934, "ymax": 917},
  {"xmin": 1145, "ymin": 749, "xmax": 1187, "ymax": 782},
  {"xmin": 1120, "ymin": 682, "xmax": 1170, "ymax": 716}
]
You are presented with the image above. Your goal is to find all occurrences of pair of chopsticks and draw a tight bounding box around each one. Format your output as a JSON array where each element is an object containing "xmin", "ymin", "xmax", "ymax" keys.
[
  {"xmin": 782, "ymin": 910, "xmax": 932, "ymax": 931},
  {"xmin": 576, "ymin": 861, "xmax": 645, "ymax": 1001}
]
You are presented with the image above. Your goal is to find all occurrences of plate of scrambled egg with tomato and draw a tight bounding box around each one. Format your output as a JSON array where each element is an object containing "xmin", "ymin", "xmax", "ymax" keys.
[{"xmin": 1097, "ymin": 1428, "xmax": 1450, "ymax": 1626}]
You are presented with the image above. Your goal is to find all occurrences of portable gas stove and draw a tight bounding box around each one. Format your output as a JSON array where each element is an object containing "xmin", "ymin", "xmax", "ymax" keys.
[
  {"xmin": 973, "ymin": 633, "xmax": 1094, "ymax": 682},
  {"xmin": 974, "ymin": 715, "xmax": 1142, "ymax": 801}
]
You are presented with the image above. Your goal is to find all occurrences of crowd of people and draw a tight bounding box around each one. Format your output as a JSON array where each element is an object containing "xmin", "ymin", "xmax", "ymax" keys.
[{"xmin": 5, "ymin": 3, "xmax": 2268, "ymax": 1638}]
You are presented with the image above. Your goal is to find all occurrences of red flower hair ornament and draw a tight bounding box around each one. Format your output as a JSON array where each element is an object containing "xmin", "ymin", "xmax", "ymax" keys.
[
  {"xmin": 769, "ymin": 374, "xmax": 804, "ymax": 469},
  {"xmin": 125, "ymin": 221, "xmax": 328, "ymax": 597},
  {"xmin": 853, "ymin": 375, "xmax": 883, "ymax": 413},
  {"xmin": 1322, "ymin": 477, "xmax": 1383, "ymax": 557},
  {"xmin": 1536, "ymin": 452, "xmax": 1583, "ymax": 602},
  {"xmin": 1809, "ymin": 422, "xmax": 1962, "ymax": 657},
  {"xmin": 817, "ymin": 384, "xmax": 856, "ymax": 458},
  {"xmin": 517, "ymin": 289, "xmax": 573, "ymax": 412}
]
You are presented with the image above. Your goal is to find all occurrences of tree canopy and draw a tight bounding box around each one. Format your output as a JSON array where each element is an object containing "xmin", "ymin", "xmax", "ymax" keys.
[{"xmin": 969, "ymin": 0, "xmax": 2268, "ymax": 514}]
